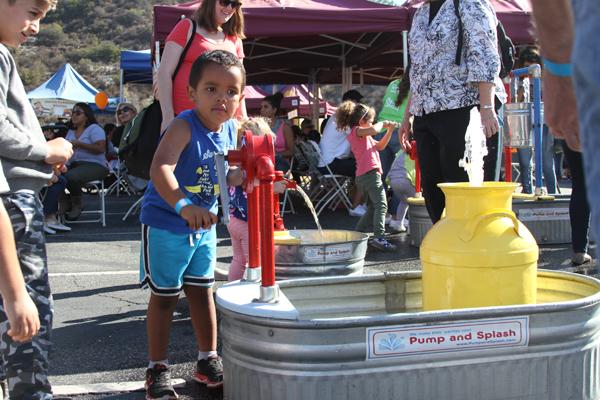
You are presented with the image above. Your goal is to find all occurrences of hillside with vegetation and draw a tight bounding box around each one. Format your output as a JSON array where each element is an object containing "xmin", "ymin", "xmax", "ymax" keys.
[{"xmin": 15, "ymin": 0, "xmax": 185, "ymax": 96}]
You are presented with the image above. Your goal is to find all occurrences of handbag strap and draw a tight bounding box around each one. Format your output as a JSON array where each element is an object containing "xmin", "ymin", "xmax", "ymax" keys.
[
  {"xmin": 172, "ymin": 18, "xmax": 197, "ymax": 80},
  {"xmin": 453, "ymin": 0, "xmax": 464, "ymax": 66}
]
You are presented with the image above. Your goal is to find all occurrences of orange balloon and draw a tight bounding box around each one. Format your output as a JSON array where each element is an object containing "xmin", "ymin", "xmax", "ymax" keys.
[{"xmin": 95, "ymin": 92, "xmax": 109, "ymax": 109}]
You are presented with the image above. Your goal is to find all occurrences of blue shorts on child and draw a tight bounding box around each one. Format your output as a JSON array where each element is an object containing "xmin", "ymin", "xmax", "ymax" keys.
[{"xmin": 140, "ymin": 224, "xmax": 216, "ymax": 296}]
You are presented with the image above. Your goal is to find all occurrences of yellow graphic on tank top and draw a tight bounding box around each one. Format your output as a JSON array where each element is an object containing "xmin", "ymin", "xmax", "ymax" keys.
[{"xmin": 184, "ymin": 165, "xmax": 219, "ymax": 196}]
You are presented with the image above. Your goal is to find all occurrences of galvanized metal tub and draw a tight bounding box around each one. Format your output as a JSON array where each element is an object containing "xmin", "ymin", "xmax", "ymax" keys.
[
  {"xmin": 408, "ymin": 195, "xmax": 572, "ymax": 247},
  {"xmin": 216, "ymin": 270, "xmax": 600, "ymax": 400},
  {"xmin": 513, "ymin": 195, "xmax": 571, "ymax": 244},
  {"xmin": 274, "ymin": 229, "xmax": 368, "ymax": 279},
  {"xmin": 503, "ymin": 102, "xmax": 544, "ymax": 148},
  {"xmin": 407, "ymin": 197, "xmax": 432, "ymax": 247}
]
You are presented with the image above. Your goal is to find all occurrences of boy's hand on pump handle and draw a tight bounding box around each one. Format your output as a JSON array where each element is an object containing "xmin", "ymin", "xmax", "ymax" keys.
[{"xmin": 181, "ymin": 205, "xmax": 218, "ymax": 231}]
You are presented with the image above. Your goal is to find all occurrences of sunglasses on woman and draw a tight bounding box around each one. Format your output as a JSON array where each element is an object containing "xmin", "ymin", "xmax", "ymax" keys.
[
  {"xmin": 117, "ymin": 107, "xmax": 133, "ymax": 115},
  {"xmin": 219, "ymin": 0, "xmax": 242, "ymax": 9},
  {"xmin": 72, "ymin": 109, "xmax": 84, "ymax": 116}
]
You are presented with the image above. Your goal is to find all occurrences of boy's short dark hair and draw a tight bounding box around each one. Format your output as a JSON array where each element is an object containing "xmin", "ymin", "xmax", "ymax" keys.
[{"xmin": 188, "ymin": 50, "xmax": 246, "ymax": 90}]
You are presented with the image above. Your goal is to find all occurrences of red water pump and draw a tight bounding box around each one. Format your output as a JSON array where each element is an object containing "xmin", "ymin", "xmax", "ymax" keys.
[
  {"xmin": 408, "ymin": 140, "xmax": 421, "ymax": 194},
  {"xmin": 227, "ymin": 130, "xmax": 281, "ymax": 302}
]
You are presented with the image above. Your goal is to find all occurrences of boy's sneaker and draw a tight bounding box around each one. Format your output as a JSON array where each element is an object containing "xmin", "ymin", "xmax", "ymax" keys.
[
  {"xmin": 145, "ymin": 364, "xmax": 178, "ymax": 400},
  {"xmin": 369, "ymin": 237, "xmax": 397, "ymax": 252},
  {"xmin": 194, "ymin": 356, "xmax": 223, "ymax": 389}
]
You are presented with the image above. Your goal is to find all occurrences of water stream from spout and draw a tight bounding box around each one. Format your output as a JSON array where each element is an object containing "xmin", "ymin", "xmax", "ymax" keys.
[
  {"xmin": 459, "ymin": 107, "xmax": 488, "ymax": 186},
  {"xmin": 291, "ymin": 185, "xmax": 325, "ymax": 240}
]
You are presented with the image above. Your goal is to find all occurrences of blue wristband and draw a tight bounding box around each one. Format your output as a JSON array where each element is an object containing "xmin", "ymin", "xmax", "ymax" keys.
[
  {"xmin": 543, "ymin": 58, "xmax": 572, "ymax": 77},
  {"xmin": 174, "ymin": 198, "xmax": 193, "ymax": 215}
]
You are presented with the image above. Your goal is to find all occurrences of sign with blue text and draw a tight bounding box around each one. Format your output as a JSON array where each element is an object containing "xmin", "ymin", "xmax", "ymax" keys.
[{"xmin": 366, "ymin": 316, "xmax": 529, "ymax": 360}]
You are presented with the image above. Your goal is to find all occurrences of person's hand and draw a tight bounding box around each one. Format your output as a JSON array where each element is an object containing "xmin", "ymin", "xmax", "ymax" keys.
[
  {"xmin": 480, "ymin": 108, "xmax": 499, "ymax": 138},
  {"xmin": 4, "ymin": 295, "xmax": 40, "ymax": 342},
  {"xmin": 543, "ymin": 74, "xmax": 581, "ymax": 151},
  {"xmin": 400, "ymin": 119, "xmax": 412, "ymax": 152},
  {"xmin": 45, "ymin": 137, "xmax": 73, "ymax": 165},
  {"xmin": 274, "ymin": 180, "xmax": 287, "ymax": 194},
  {"xmin": 180, "ymin": 205, "xmax": 218, "ymax": 231},
  {"xmin": 382, "ymin": 120, "xmax": 396, "ymax": 130}
]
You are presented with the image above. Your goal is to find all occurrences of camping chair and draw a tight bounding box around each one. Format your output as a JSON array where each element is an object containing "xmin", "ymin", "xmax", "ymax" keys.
[
  {"xmin": 66, "ymin": 180, "xmax": 106, "ymax": 227},
  {"xmin": 106, "ymin": 158, "xmax": 135, "ymax": 197},
  {"xmin": 297, "ymin": 141, "xmax": 353, "ymax": 216}
]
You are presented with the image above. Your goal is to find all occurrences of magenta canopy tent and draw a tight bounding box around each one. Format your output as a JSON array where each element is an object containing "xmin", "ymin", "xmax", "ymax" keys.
[
  {"xmin": 281, "ymin": 84, "xmax": 336, "ymax": 117},
  {"xmin": 153, "ymin": 0, "xmax": 533, "ymax": 85},
  {"xmin": 153, "ymin": 0, "xmax": 410, "ymax": 84},
  {"xmin": 243, "ymin": 85, "xmax": 300, "ymax": 114}
]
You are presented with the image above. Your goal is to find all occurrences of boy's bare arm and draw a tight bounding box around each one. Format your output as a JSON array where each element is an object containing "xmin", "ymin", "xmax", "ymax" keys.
[
  {"xmin": 0, "ymin": 201, "xmax": 40, "ymax": 342},
  {"xmin": 150, "ymin": 119, "xmax": 192, "ymax": 206},
  {"xmin": 150, "ymin": 119, "xmax": 217, "ymax": 230}
]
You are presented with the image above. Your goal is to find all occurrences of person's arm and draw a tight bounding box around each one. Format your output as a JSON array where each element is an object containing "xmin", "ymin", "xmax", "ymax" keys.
[
  {"xmin": 461, "ymin": 1, "xmax": 500, "ymax": 138},
  {"xmin": 71, "ymin": 125, "xmax": 106, "ymax": 155},
  {"xmin": 400, "ymin": 93, "xmax": 413, "ymax": 152},
  {"xmin": 71, "ymin": 140, "xmax": 105, "ymax": 154},
  {"xmin": 478, "ymin": 82, "xmax": 499, "ymax": 138},
  {"xmin": 150, "ymin": 119, "xmax": 217, "ymax": 231},
  {"xmin": 280, "ymin": 123, "xmax": 295, "ymax": 158},
  {"xmin": 375, "ymin": 125, "xmax": 395, "ymax": 151},
  {"xmin": 0, "ymin": 201, "xmax": 40, "ymax": 342},
  {"xmin": 531, "ymin": 0, "xmax": 580, "ymax": 150},
  {"xmin": 157, "ymin": 42, "xmax": 183, "ymax": 132}
]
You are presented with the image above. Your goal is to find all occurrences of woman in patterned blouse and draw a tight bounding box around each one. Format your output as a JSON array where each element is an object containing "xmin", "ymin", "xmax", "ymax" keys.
[{"xmin": 400, "ymin": 0, "xmax": 503, "ymax": 223}]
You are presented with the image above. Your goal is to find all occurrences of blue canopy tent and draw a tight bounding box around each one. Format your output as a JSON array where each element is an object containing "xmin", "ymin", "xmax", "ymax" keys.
[
  {"xmin": 27, "ymin": 63, "xmax": 117, "ymax": 116},
  {"xmin": 120, "ymin": 49, "xmax": 153, "ymax": 85},
  {"xmin": 119, "ymin": 49, "xmax": 153, "ymax": 102}
]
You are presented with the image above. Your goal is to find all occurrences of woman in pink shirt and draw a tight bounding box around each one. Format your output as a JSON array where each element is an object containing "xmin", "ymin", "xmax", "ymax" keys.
[
  {"xmin": 260, "ymin": 92, "xmax": 295, "ymax": 171},
  {"xmin": 337, "ymin": 101, "xmax": 397, "ymax": 252},
  {"xmin": 157, "ymin": 0, "xmax": 246, "ymax": 132}
]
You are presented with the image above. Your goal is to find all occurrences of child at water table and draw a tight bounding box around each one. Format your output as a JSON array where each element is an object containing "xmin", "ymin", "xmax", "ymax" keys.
[
  {"xmin": 227, "ymin": 117, "xmax": 286, "ymax": 281},
  {"xmin": 139, "ymin": 50, "xmax": 245, "ymax": 399},
  {"xmin": 336, "ymin": 100, "xmax": 397, "ymax": 252}
]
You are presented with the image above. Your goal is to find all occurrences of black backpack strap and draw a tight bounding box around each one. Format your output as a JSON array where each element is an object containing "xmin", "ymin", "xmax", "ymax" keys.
[
  {"xmin": 453, "ymin": 0, "xmax": 463, "ymax": 66},
  {"xmin": 172, "ymin": 18, "xmax": 197, "ymax": 79}
]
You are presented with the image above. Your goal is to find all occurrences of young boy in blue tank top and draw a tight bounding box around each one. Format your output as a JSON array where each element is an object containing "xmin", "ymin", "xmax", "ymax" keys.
[{"xmin": 139, "ymin": 50, "xmax": 245, "ymax": 399}]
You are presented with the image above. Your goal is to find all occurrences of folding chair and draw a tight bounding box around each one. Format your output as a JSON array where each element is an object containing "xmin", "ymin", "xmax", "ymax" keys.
[
  {"xmin": 66, "ymin": 180, "xmax": 106, "ymax": 227},
  {"xmin": 297, "ymin": 141, "xmax": 353, "ymax": 216},
  {"xmin": 106, "ymin": 159, "xmax": 135, "ymax": 197}
]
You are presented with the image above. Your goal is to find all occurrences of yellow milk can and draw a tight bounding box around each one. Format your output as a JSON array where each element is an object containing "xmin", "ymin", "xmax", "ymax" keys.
[{"xmin": 421, "ymin": 182, "xmax": 538, "ymax": 311}]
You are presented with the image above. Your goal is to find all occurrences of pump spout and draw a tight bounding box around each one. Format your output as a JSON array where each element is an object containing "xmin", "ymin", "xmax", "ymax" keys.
[{"xmin": 214, "ymin": 152, "xmax": 230, "ymax": 225}]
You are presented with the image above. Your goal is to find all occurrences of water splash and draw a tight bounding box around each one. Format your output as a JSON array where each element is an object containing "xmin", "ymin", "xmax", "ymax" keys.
[
  {"xmin": 459, "ymin": 107, "xmax": 488, "ymax": 186},
  {"xmin": 291, "ymin": 185, "xmax": 325, "ymax": 241}
]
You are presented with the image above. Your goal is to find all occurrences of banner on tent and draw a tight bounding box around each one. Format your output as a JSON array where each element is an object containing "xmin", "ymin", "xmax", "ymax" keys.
[{"xmin": 31, "ymin": 99, "xmax": 75, "ymax": 118}]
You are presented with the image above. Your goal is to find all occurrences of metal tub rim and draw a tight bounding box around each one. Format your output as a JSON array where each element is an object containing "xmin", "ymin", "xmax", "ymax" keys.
[
  {"xmin": 276, "ymin": 229, "xmax": 369, "ymax": 246},
  {"xmin": 218, "ymin": 270, "xmax": 600, "ymax": 329}
]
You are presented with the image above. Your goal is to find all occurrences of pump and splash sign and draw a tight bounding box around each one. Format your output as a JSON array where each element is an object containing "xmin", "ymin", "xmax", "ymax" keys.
[{"xmin": 366, "ymin": 316, "xmax": 529, "ymax": 360}]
